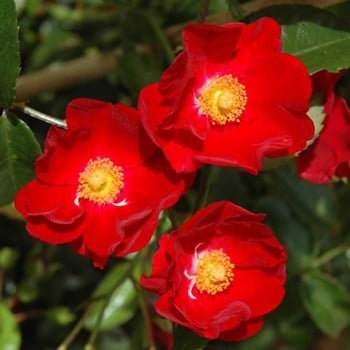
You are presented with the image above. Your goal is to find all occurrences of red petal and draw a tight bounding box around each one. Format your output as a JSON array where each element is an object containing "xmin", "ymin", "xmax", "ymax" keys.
[
  {"xmin": 155, "ymin": 292, "xmax": 193, "ymax": 329},
  {"xmin": 15, "ymin": 180, "xmax": 83, "ymax": 224},
  {"xmin": 69, "ymin": 237, "xmax": 109, "ymax": 268},
  {"xmin": 159, "ymin": 53, "xmax": 187, "ymax": 100},
  {"xmin": 183, "ymin": 22, "xmax": 243, "ymax": 65},
  {"xmin": 116, "ymin": 210, "xmax": 159, "ymax": 255},
  {"xmin": 237, "ymin": 17, "xmax": 282, "ymax": 52},
  {"xmin": 312, "ymin": 69, "xmax": 345, "ymax": 95},
  {"xmin": 226, "ymin": 268, "xmax": 285, "ymax": 318},
  {"xmin": 25, "ymin": 216, "xmax": 83, "ymax": 244},
  {"xmin": 37, "ymin": 101, "xmax": 156, "ymax": 185},
  {"xmin": 80, "ymin": 204, "xmax": 125, "ymax": 257},
  {"xmin": 297, "ymin": 96, "xmax": 350, "ymax": 183},
  {"xmin": 173, "ymin": 282, "xmax": 249, "ymax": 338},
  {"xmin": 242, "ymin": 53, "xmax": 311, "ymax": 110},
  {"xmin": 219, "ymin": 317, "xmax": 264, "ymax": 341},
  {"xmin": 35, "ymin": 127, "xmax": 91, "ymax": 185},
  {"xmin": 175, "ymin": 201, "xmax": 265, "ymax": 235}
]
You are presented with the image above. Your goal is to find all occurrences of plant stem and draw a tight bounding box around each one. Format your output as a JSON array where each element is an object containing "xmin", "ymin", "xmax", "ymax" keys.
[
  {"xmin": 136, "ymin": 9, "xmax": 174, "ymax": 64},
  {"xmin": 57, "ymin": 309, "xmax": 90, "ymax": 350},
  {"xmin": 14, "ymin": 104, "xmax": 67, "ymax": 129},
  {"xmin": 193, "ymin": 165, "xmax": 218, "ymax": 212},
  {"xmin": 84, "ymin": 259, "xmax": 138, "ymax": 348},
  {"xmin": 165, "ymin": 208, "xmax": 181, "ymax": 230},
  {"xmin": 132, "ymin": 278, "xmax": 156, "ymax": 350},
  {"xmin": 58, "ymin": 259, "xmax": 136, "ymax": 350},
  {"xmin": 198, "ymin": 0, "xmax": 210, "ymax": 23},
  {"xmin": 0, "ymin": 269, "xmax": 4, "ymax": 300},
  {"xmin": 311, "ymin": 244, "xmax": 350, "ymax": 269},
  {"xmin": 85, "ymin": 295, "xmax": 110, "ymax": 348}
]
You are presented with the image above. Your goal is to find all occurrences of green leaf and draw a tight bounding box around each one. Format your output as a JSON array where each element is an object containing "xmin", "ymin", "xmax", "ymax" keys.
[
  {"xmin": 174, "ymin": 326, "xmax": 208, "ymax": 350},
  {"xmin": 274, "ymin": 167, "xmax": 335, "ymax": 227},
  {"xmin": 278, "ymin": 319, "xmax": 316, "ymax": 349},
  {"xmin": 85, "ymin": 262, "xmax": 138, "ymax": 331},
  {"xmin": 300, "ymin": 270, "xmax": 350, "ymax": 337},
  {"xmin": 0, "ymin": 303, "xmax": 21, "ymax": 350},
  {"xmin": 0, "ymin": 113, "xmax": 41, "ymax": 206},
  {"xmin": 95, "ymin": 328, "xmax": 131, "ymax": 350},
  {"xmin": 246, "ymin": 5, "xmax": 350, "ymax": 73},
  {"xmin": 0, "ymin": 0, "xmax": 20, "ymax": 108}
]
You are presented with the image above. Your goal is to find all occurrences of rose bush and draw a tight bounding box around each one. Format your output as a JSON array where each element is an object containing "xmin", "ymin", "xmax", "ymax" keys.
[
  {"xmin": 141, "ymin": 201, "xmax": 287, "ymax": 341},
  {"xmin": 2, "ymin": 1, "xmax": 350, "ymax": 347},
  {"xmin": 15, "ymin": 98, "xmax": 193, "ymax": 268}
]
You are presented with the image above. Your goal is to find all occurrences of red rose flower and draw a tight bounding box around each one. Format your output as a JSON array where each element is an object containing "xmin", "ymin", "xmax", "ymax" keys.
[
  {"xmin": 15, "ymin": 98, "xmax": 193, "ymax": 268},
  {"xmin": 138, "ymin": 17, "xmax": 314, "ymax": 174},
  {"xmin": 141, "ymin": 201, "xmax": 287, "ymax": 341},
  {"xmin": 297, "ymin": 70, "xmax": 350, "ymax": 183}
]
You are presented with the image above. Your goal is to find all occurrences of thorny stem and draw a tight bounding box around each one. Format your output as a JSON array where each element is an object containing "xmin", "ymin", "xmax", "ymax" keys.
[
  {"xmin": 198, "ymin": 0, "xmax": 210, "ymax": 23},
  {"xmin": 311, "ymin": 244, "xmax": 350, "ymax": 269},
  {"xmin": 13, "ymin": 103, "xmax": 67, "ymax": 129}
]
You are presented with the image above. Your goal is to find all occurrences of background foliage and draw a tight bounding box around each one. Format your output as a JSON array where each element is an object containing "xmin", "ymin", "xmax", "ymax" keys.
[{"xmin": 1, "ymin": 0, "xmax": 350, "ymax": 349}]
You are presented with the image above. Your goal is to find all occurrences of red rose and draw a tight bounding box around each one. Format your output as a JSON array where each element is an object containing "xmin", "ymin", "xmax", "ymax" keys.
[
  {"xmin": 141, "ymin": 201, "xmax": 287, "ymax": 341},
  {"xmin": 297, "ymin": 70, "xmax": 350, "ymax": 183},
  {"xmin": 15, "ymin": 98, "xmax": 193, "ymax": 268},
  {"xmin": 138, "ymin": 17, "xmax": 314, "ymax": 174}
]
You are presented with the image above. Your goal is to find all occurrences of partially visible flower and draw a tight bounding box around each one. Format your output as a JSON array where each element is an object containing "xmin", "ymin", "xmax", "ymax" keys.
[
  {"xmin": 297, "ymin": 70, "xmax": 350, "ymax": 183},
  {"xmin": 138, "ymin": 17, "xmax": 314, "ymax": 174},
  {"xmin": 15, "ymin": 98, "xmax": 194, "ymax": 268},
  {"xmin": 141, "ymin": 201, "xmax": 287, "ymax": 341}
]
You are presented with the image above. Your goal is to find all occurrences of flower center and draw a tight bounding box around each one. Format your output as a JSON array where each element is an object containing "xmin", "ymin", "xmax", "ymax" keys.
[
  {"xmin": 77, "ymin": 157, "xmax": 124, "ymax": 204},
  {"xmin": 198, "ymin": 75, "xmax": 247, "ymax": 125},
  {"xmin": 195, "ymin": 249, "xmax": 234, "ymax": 295}
]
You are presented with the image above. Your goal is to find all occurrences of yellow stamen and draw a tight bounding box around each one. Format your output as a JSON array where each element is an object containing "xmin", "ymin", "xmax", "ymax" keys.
[
  {"xmin": 198, "ymin": 75, "xmax": 247, "ymax": 125},
  {"xmin": 195, "ymin": 249, "xmax": 234, "ymax": 295},
  {"xmin": 77, "ymin": 157, "xmax": 124, "ymax": 204}
]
